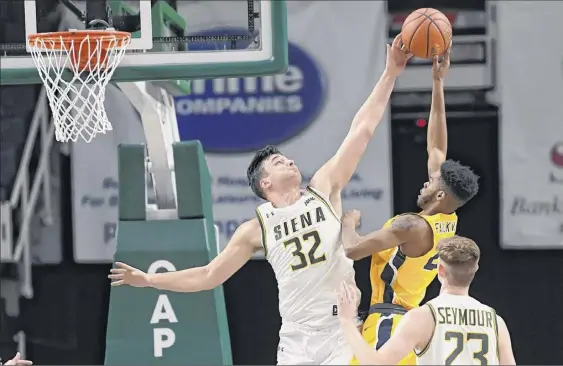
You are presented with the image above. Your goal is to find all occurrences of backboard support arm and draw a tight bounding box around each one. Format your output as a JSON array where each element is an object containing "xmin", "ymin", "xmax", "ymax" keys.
[{"xmin": 117, "ymin": 82, "xmax": 178, "ymax": 211}]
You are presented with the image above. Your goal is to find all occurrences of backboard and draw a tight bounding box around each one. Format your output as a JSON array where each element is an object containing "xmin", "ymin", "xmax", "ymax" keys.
[{"xmin": 0, "ymin": 0, "xmax": 288, "ymax": 85}]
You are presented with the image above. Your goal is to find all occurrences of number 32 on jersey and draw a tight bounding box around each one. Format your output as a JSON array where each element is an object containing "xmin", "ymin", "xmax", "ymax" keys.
[{"xmin": 283, "ymin": 230, "xmax": 327, "ymax": 271}]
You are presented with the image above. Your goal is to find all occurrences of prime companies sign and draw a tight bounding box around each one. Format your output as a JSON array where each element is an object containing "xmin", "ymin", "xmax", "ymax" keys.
[{"xmin": 175, "ymin": 1, "xmax": 393, "ymax": 258}]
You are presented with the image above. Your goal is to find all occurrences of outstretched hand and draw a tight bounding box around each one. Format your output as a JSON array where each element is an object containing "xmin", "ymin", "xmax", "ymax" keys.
[
  {"xmin": 337, "ymin": 281, "xmax": 360, "ymax": 321},
  {"xmin": 385, "ymin": 34, "xmax": 413, "ymax": 77},
  {"xmin": 108, "ymin": 262, "xmax": 150, "ymax": 287},
  {"xmin": 4, "ymin": 353, "xmax": 32, "ymax": 366},
  {"xmin": 432, "ymin": 41, "xmax": 452, "ymax": 81}
]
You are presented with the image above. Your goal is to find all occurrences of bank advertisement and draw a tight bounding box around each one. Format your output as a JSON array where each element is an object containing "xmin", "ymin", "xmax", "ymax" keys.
[{"xmin": 498, "ymin": 1, "xmax": 563, "ymax": 249}]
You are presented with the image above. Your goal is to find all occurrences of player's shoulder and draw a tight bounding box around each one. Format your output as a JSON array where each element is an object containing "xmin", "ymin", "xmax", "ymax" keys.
[
  {"xmin": 386, "ymin": 214, "xmax": 434, "ymax": 257},
  {"xmin": 234, "ymin": 218, "xmax": 262, "ymax": 248},
  {"xmin": 389, "ymin": 213, "xmax": 431, "ymax": 232},
  {"xmin": 409, "ymin": 303, "xmax": 435, "ymax": 319},
  {"xmin": 238, "ymin": 218, "xmax": 261, "ymax": 234},
  {"xmin": 307, "ymin": 178, "xmax": 332, "ymax": 199},
  {"xmin": 401, "ymin": 305, "xmax": 435, "ymax": 333}
]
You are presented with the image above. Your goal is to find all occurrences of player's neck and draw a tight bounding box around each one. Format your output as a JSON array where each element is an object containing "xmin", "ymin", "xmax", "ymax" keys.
[
  {"xmin": 421, "ymin": 201, "xmax": 456, "ymax": 216},
  {"xmin": 268, "ymin": 186, "xmax": 302, "ymax": 208},
  {"xmin": 440, "ymin": 285, "xmax": 469, "ymax": 296}
]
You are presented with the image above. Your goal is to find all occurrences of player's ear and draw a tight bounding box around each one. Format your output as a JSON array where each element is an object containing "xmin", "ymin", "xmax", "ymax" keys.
[
  {"xmin": 260, "ymin": 177, "xmax": 271, "ymax": 191},
  {"xmin": 437, "ymin": 261, "xmax": 446, "ymax": 278},
  {"xmin": 436, "ymin": 190, "xmax": 446, "ymax": 201}
]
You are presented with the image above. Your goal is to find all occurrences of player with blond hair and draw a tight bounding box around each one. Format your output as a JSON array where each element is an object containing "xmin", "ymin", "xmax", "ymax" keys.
[{"xmin": 337, "ymin": 236, "xmax": 516, "ymax": 365}]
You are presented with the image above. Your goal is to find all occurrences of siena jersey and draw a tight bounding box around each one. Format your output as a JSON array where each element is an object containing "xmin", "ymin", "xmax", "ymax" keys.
[{"xmin": 256, "ymin": 186, "xmax": 355, "ymax": 328}]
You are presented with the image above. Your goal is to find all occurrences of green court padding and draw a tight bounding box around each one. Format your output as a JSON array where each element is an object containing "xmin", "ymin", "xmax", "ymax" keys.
[
  {"xmin": 105, "ymin": 142, "xmax": 232, "ymax": 365},
  {"xmin": 117, "ymin": 144, "xmax": 146, "ymax": 221},
  {"xmin": 173, "ymin": 141, "xmax": 213, "ymax": 220}
]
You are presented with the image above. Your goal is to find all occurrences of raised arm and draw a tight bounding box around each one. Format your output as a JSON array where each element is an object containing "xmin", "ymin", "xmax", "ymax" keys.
[
  {"xmin": 341, "ymin": 211, "xmax": 433, "ymax": 260},
  {"xmin": 310, "ymin": 36, "xmax": 412, "ymax": 198},
  {"xmin": 108, "ymin": 219, "xmax": 262, "ymax": 292},
  {"xmin": 427, "ymin": 47, "xmax": 451, "ymax": 175},
  {"xmin": 497, "ymin": 315, "xmax": 517, "ymax": 365}
]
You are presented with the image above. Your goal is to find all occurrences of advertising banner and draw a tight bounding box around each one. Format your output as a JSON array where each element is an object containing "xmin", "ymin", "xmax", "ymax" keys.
[
  {"xmin": 175, "ymin": 1, "xmax": 392, "ymax": 258},
  {"xmin": 72, "ymin": 1, "xmax": 393, "ymax": 262},
  {"xmin": 498, "ymin": 1, "xmax": 563, "ymax": 249}
]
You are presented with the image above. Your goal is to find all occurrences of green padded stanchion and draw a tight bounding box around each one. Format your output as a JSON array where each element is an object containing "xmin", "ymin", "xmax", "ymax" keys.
[{"xmin": 105, "ymin": 142, "xmax": 232, "ymax": 365}]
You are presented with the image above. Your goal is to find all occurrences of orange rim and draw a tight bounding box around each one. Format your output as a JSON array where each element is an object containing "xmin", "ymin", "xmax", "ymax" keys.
[
  {"xmin": 28, "ymin": 30, "xmax": 131, "ymax": 50},
  {"xmin": 28, "ymin": 30, "xmax": 131, "ymax": 71}
]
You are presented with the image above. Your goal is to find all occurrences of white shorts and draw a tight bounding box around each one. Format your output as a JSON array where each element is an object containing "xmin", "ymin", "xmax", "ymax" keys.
[{"xmin": 276, "ymin": 321, "xmax": 354, "ymax": 365}]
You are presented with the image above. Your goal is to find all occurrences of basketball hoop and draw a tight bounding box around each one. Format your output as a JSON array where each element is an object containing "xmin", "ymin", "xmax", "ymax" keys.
[{"xmin": 27, "ymin": 29, "xmax": 131, "ymax": 143}]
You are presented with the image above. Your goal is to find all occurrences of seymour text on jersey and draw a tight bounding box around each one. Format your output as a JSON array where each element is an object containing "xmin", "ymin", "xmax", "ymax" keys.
[{"xmin": 436, "ymin": 307, "xmax": 495, "ymax": 328}]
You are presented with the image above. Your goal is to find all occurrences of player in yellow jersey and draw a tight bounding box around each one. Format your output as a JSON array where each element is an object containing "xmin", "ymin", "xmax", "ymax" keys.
[{"xmin": 342, "ymin": 46, "xmax": 480, "ymax": 365}]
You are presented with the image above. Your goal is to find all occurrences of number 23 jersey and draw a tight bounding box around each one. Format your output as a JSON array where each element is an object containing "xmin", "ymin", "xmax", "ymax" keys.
[
  {"xmin": 255, "ymin": 186, "xmax": 355, "ymax": 328},
  {"xmin": 416, "ymin": 293, "xmax": 500, "ymax": 365}
]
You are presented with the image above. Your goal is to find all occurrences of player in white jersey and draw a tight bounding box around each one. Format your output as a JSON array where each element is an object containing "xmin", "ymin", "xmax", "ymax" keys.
[
  {"xmin": 337, "ymin": 235, "xmax": 517, "ymax": 365},
  {"xmin": 108, "ymin": 36, "xmax": 412, "ymax": 365}
]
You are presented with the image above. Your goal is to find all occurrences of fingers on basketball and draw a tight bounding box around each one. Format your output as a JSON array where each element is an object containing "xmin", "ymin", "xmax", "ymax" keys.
[
  {"xmin": 394, "ymin": 34, "xmax": 411, "ymax": 55},
  {"xmin": 392, "ymin": 34, "xmax": 402, "ymax": 50}
]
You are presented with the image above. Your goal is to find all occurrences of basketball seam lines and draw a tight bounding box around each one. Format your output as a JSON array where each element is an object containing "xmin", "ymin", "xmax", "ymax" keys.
[
  {"xmin": 425, "ymin": 20, "xmax": 432, "ymax": 58},
  {"xmin": 429, "ymin": 18, "xmax": 448, "ymax": 51},
  {"xmin": 402, "ymin": 13, "xmax": 426, "ymax": 30},
  {"xmin": 401, "ymin": 8, "xmax": 429, "ymax": 42},
  {"xmin": 407, "ymin": 15, "xmax": 428, "ymax": 53},
  {"xmin": 432, "ymin": 19, "xmax": 451, "ymax": 47},
  {"xmin": 403, "ymin": 8, "xmax": 429, "ymax": 52}
]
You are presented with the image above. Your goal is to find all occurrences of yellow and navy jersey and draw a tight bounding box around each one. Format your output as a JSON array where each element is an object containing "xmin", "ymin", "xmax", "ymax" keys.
[{"xmin": 369, "ymin": 212, "xmax": 458, "ymax": 310}]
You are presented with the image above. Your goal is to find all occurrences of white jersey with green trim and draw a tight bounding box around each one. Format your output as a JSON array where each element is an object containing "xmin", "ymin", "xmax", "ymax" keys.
[
  {"xmin": 416, "ymin": 293, "xmax": 500, "ymax": 365},
  {"xmin": 255, "ymin": 186, "xmax": 355, "ymax": 328}
]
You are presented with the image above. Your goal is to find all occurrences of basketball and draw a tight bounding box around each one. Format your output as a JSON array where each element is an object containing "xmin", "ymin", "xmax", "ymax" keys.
[{"xmin": 401, "ymin": 8, "xmax": 452, "ymax": 59}]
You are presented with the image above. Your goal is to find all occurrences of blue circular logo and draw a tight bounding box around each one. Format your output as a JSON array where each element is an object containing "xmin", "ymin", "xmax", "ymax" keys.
[{"xmin": 174, "ymin": 28, "xmax": 326, "ymax": 153}]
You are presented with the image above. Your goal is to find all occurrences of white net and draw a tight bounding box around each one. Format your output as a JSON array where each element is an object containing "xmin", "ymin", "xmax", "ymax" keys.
[{"xmin": 28, "ymin": 30, "xmax": 131, "ymax": 143}]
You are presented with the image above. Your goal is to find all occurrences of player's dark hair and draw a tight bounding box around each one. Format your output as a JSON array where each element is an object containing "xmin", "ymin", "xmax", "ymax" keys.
[
  {"xmin": 439, "ymin": 160, "xmax": 480, "ymax": 206},
  {"xmin": 247, "ymin": 145, "xmax": 281, "ymax": 199}
]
